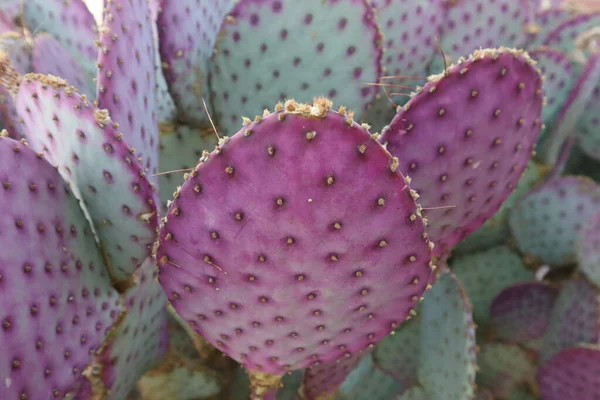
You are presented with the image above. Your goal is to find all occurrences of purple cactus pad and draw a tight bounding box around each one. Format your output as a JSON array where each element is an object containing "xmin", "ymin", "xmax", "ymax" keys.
[
  {"xmin": 156, "ymin": 98, "xmax": 433, "ymax": 376},
  {"xmin": 380, "ymin": 48, "xmax": 544, "ymax": 256}
]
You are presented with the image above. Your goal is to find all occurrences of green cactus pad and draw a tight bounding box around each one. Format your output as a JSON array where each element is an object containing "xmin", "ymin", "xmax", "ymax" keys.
[
  {"xmin": 16, "ymin": 74, "xmax": 159, "ymax": 282},
  {"xmin": 453, "ymin": 160, "xmax": 547, "ymax": 254},
  {"xmin": 396, "ymin": 386, "xmax": 428, "ymax": 400},
  {"xmin": 509, "ymin": 176, "xmax": 600, "ymax": 267},
  {"xmin": 209, "ymin": 0, "xmax": 383, "ymax": 136},
  {"xmin": 539, "ymin": 278, "xmax": 600, "ymax": 363},
  {"xmin": 373, "ymin": 317, "xmax": 420, "ymax": 389},
  {"xmin": 451, "ymin": 246, "xmax": 534, "ymax": 325},
  {"xmin": 542, "ymin": 12, "xmax": 600, "ymax": 59},
  {"xmin": 336, "ymin": 354, "xmax": 403, "ymax": 399},
  {"xmin": 476, "ymin": 343, "xmax": 537, "ymax": 399},
  {"xmin": 158, "ymin": 124, "xmax": 218, "ymax": 213},
  {"xmin": 417, "ymin": 271, "xmax": 477, "ymax": 400}
]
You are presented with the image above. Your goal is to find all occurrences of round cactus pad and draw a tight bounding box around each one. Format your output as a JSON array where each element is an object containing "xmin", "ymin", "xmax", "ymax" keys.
[
  {"xmin": 0, "ymin": 136, "xmax": 122, "ymax": 399},
  {"xmin": 156, "ymin": 98, "xmax": 433, "ymax": 376},
  {"xmin": 380, "ymin": 48, "xmax": 544, "ymax": 256},
  {"xmin": 490, "ymin": 281, "xmax": 559, "ymax": 344},
  {"xmin": 15, "ymin": 74, "xmax": 159, "ymax": 282},
  {"xmin": 509, "ymin": 176, "xmax": 600, "ymax": 266},
  {"xmin": 538, "ymin": 345, "xmax": 600, "ymax": 400},
  {"xmin": 209, "ymin": 0, "xmax": 382, "ymax": 136}
]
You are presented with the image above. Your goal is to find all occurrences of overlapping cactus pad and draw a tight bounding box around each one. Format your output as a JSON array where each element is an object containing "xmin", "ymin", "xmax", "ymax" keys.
[
  {"xmin": 209, "ymin": 0, "xmax": 383, "ymax": 135},
  {"xmin": 380, "ymin": 48, "xmax": 544, "ymax": 255},
  {"xmin": 537, "ymin": 345, "xmax": 600, "ymax": 400},
  {"xmin": 157, "ymin": 98, "xmax": 433, "ymax": 376},
  {"xmin": 0, "ymin": 135, "xmax": 122, "ymax": 399},
  {"xmin": 3, "ymin": 0, "xmax": 600, "ymax": 398},
  {"xmin": 15, "ymin": 74, "xmax": 159, "ymax": 282}
]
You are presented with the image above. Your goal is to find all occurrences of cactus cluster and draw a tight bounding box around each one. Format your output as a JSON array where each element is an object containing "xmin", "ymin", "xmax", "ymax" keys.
[{"xmin": 0, "ymin": 0, "xmax": 599, "ymax": 399}]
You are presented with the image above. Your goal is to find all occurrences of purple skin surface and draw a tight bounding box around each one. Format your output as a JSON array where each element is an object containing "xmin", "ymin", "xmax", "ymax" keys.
[
  {"xmin": 380, "ymin": 48, "xmax": 543, "ymax": 256},
  {"xmin": 156, "ymin": 99, "xmax": 433, "ymax": 375},
  {"xmin": 538, "ymin": 345, "xmax": 600, "ymax": 400},
  {"xmin": 97, "ymin": 0, "xmax": 160, "ymax": 183},
  {"xmin": 0, "ymin": 136, "xmax": 122, "ymax": 400},
  {"xmin": 489, "ymin": 281, "xmax": 559, "ymax": 344}
]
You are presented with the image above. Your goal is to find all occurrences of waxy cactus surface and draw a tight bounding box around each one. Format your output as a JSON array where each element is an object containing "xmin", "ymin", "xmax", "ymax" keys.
[{"xmin": 2, "ymin": 0, "xmax": 600, "ymax": 398}]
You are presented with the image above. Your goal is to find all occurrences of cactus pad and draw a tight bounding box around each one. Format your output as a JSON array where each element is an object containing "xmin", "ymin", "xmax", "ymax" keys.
[
  {"xmin": 0, "ymin": 136, "xmax": 122, "ymax": 399},
  {"xmin": 373, "ymin": 317, "xmax": 420, "ymax": 389},
  {"xmin": 157, "ymin": 0, "xmax": 232, "ymax": 125},
  {"xmin": 22, "ymin": 0, "xmax": 98, "ymax": 75},
  {"xmin": 375, "ymin": 0, "xmax": 445, "ymax": 81},
  {"xmin": 526, "ymin": 8, "xmax": 574, "ymax": 48},
  {"xmin": 380, "ymin": 48, "xmax": 544, "ymax": 255},
  {"xmin": 490, "ymin": 281, "xmax": 559, "ymax": 344},
  {"xmin": 430, "ymin": 1, "xmax": 531, "ymax": 72},
  {"xmin": 156, "ymin": 98, "xmax": 433, "ymax": 375},
  {"xmin": 537, "ymin": 50, "xmax": 600, "ymax": 164},
  {"xmin": 416, "ymin": 271, "xmax": 476, "ymax": 400},
  {"xmin": 209, "ymin": 0, "xmax": 383, "ymax": 136},
  {"xmin": 97, "ymin": 0, "xmax": 160, "ymax": 182},
  {"xmin": 451, "ymin": 246, "xmax": 534, "ymax": 325},
  {"xmin": 397, "ymin": 386, "xmax": 428, "ymax": 400},
  {"xmin": 158, "ymin": 124, "xmax": 218, "ymax": 212},
  {"xmin": 334, "ymin": 353, "xmax": 403, "ymax": 400},
  {"xmin": 476, "ymin": 343, "xmax": 537, "ymax": 399},
  {"xmin": 539, "ymin": 278, "xmax": 600, "ymax": 363},
  {"xmin": 16, "ymin": 74, "xmax": 159, "ymax": 282},
  {"xmin": 32, "ymin": 33, "xmax": 94, "ymax": 97},
  {"xmin": 529, "ymin": 48, "xmax": 573, "ymax": 125},
  {"xmin": 453, "ymin": 160, "xmax": 547, "ymax": 254},
  {"xmin": 542, "ymin": 12, "xmax": 600, "ymax": 57},
  {"xmin": 509, "ymin": 176, "xmax": 600, "ymax": 266},
  {"xmin": 84, "ymin": 258, "xmax": 169, "ymax": 399},
  {"xmin": 577, "ymin": 211, "xmax": 600, "ymax": 287},
  {"xmin": 538, "ymin": 345, "xmax": 600, "ymax": 400}
]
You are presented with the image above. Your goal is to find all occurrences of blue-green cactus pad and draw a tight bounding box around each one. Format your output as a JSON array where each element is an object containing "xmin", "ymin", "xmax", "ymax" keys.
[
  {"xmin": 509, "ymin": 176, "xmax": 600, "ymax": 266},
  {"xmin": 209, "ymin": 0, "xmax": 383, "ymax": 135},
  {"xmin": 451, "ymin": 246, "xmax": 534, "ymax": 324}
]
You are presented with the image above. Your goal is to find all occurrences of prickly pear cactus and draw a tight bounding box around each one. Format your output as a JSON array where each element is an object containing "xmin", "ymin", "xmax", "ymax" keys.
[
  {"xmin": 208, "ymin": 0, "xmax": 383, "ymax": 136},
  {"xmin": 489, "ymin": 281, "xmax": 559, "ymax": 345},
  {"xmin": 0, "ymin": 135, "xmax": 122, "ymax": 399},
  {"xmin": 380, "ymin": 48, "xmax": 544, "ymax": 256},
  {"xmin": 509, "ymin": 176, "xmax": 600, "ymax": 267},
  {"xmin": 537, "ymin": 345, "xmax": 600, "ymax": 400},
  {"xmin": 577, "ymin": 211, "xmax": 600, "ymax": 287},
  {"xmin": 156, "ymin": 98, "xmax": 433, "ymax": 395},
  {"xmin": 15, "ymin": 73, "xmax": 159, "ymax": 282}
]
